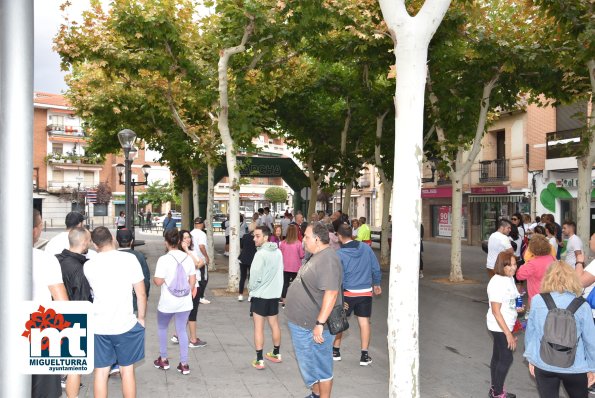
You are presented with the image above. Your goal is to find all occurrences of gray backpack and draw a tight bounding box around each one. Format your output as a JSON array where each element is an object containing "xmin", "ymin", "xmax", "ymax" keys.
[{"xmin": 539, "ymin": 293, "xmax": 585, "ymax": 368}]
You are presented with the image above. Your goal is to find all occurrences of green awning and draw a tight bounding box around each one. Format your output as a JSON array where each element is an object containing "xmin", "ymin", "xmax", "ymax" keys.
[{"xmin": 469, "ymin": 194, "xmax": 524, "ymax": 203}]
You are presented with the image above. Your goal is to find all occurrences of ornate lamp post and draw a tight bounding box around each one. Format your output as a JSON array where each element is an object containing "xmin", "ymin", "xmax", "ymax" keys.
[
  {"xmin": 116, "ymin": 129, "xmax": 136, "ymax": 230},
  {"xmin": 115, "ymin": 144, "xmax": 151, "ymax": 234}
]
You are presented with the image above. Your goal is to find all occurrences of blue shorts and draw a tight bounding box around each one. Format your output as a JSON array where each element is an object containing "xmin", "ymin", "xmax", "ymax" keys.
[
  {"xmin": 95, "ymin": 322, "xmax": 145, "ymax": 368},
  {"xmin": 288, "ymin": 321, "xmax": 335, "ymax": 387}
]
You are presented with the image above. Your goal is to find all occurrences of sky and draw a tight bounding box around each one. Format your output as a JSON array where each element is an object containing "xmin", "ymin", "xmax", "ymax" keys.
[{"xmin": 34, "ymin": 0, "xmax": 99, "ymax": 94}]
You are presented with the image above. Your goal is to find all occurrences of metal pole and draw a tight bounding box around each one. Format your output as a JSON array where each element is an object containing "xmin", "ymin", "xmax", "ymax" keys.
[
  {"xmin": 125, "ymin": 157, "xmax": 132, "ymax": 230},
  {"xmin": 132, "ymin": 179, "xmax": 136, "ymax": 234},
  {"xmin": 0, "ymin": 0, "xmax": 33, "ymax": 395}
]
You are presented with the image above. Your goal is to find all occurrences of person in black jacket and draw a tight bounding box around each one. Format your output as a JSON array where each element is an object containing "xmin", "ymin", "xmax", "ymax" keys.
[
  {"xmin": 55, "ymin": 226, "xmax": 93, "ymax": 398},
  {"xmin": 116, "ymin": 229, "xmax": 151, "ymax": 311},
  {"xmin": 55, "ymin": 227, "xmax": 93, "ymax": 302},
  {"xmin": 238, "ymin": 224, "xmax": 257, "ymax": 302}
]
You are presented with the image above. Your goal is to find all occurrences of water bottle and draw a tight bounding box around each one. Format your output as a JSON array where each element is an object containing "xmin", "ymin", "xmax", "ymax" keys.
[{"xmin": 516, "ymin": 296, "xmax": 524, "ymax": 312}]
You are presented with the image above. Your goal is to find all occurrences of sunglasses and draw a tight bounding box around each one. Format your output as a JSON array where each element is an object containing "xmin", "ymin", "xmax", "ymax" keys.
[{"xmin": 511, "ymin": 218, "xmax": 518, "ymax": 221}]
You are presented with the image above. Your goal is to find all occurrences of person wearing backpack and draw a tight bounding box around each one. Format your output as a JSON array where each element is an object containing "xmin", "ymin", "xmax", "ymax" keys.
[
  {"xmin": 486, "ymin": 252, "xmax": 520, "ymax": 398},
  {"xmin": 153, "ymin": 228, "xmax": 197, "ymax": 376},
  {"xmin": 524, "ymin": 260, "xmax": 595, "ymax": 398}
]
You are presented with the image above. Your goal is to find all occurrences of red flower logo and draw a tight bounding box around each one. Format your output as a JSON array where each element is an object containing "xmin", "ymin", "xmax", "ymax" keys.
[{"xmin": 22, "ymin": 305, "xmax": 72, "ymax": 350}]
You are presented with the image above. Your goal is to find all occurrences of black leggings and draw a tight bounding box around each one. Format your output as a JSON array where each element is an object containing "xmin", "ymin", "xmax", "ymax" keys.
[
  {"xmin": 282, "ymin": 271, "xmax": 298, "ymax": 299},
  {"xmin": 239, "ymin": 262, "xmax": 250, "ymax": 295},
  {"xmin": 188, "ymin": 287, "xmax": 201, "ymax": 321},
  {"xmin": 490, "ymin": 331, "xmax": 514, "ymax": 395},
  {"xmin": 534, "ymin": 367, "xmax": 588, "ymax": 398}
]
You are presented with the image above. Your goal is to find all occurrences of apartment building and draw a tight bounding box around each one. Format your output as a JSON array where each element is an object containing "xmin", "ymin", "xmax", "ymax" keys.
[{"xmin": 32, "ymin": 92, "xmax": 172, "ymax": 226}]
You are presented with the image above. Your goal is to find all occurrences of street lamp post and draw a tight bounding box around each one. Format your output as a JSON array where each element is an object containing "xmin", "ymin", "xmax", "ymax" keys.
[{"xmin": 116, "ymin": 129, "xmax": 151, "ymax": 233}]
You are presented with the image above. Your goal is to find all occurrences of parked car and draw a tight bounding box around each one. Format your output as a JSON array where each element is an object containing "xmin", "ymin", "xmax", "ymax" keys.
[
  {"xmin": 153, "ymin": 212, "xmax": 182, "ymax": 227},
  {"xmin": 212, "ymin": 212, "xmax": 227, "ymax": 222}
]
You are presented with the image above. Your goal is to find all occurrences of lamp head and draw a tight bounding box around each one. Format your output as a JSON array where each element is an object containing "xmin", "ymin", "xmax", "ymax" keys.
[
  {"xmin": 115, "ymin": 163, "xmax": 125, "ymax": 176},
  {"xmin": 117, "ymin": 129, "xmax": 137, "ymax": 151},
  {"xmin": 141, "ymin": 164, "xmax": 151, "ymax": 178}
]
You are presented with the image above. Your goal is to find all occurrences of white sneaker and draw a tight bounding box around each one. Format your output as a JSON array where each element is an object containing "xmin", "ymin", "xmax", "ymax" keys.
[
  {"xmin": 170, "ymin": 335, "xmax": 179, "ymax": 344},
  {"xmin": 419, "ymin": 271, "xmax": 424, "ymax": 279},
  {"xmin": 200, "ymin": 298, "xmax": 211, "ymax": 304},
  {"xmin": 238, "ymin": 295, "xmax": 244, "ymax": 302},
  {"xmin": 224, "ymin": 252, "xmax": 229, "ymax": 257}
]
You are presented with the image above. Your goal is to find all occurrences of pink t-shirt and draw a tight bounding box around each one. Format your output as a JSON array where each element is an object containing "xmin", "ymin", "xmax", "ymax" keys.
[
  {"xmin": 516, "ymin": 254, "xmax": 556, "ymax": 303},
  {"xmin": 279, "ymin": 240, "xmax": 305, "ymax": 273}
]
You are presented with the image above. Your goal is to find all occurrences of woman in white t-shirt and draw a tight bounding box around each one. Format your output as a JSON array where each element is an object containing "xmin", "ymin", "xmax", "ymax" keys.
[
  {"xmin": 486, "ymin": 252, "xmax": 519, "ymax": 398},
  {"xmin": 153, "ymin": 228, "xmax": 196, "ymax": 375},
  {"xmin": 115, "ymin": 211, "xmax": 126, "ymax": 230}
]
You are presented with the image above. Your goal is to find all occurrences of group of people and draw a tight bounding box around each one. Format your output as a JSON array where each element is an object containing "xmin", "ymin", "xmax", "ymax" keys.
[
  {"xmin": 237, "ymin": 214, "xmax": 382, "ymax": 398},
  {"xmin": 33, "ymin": 208, "xmax": 380, "ymax": 398},
  {"xmin": 486, "ymin": 213, "xmax": 595, "ymax": 398}
]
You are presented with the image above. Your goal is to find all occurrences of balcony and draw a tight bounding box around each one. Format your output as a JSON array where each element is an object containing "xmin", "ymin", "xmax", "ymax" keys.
[
  {"xmin": 546, "ymin": 129, "xmax": 581, "ymax": 159},
  {"xmin": 479, "ymin": 159, "xmax": 509, "ymax": 183},
  {"xmin": 44, "ymin": 152, "xmax": 104, "ymax": 166},
  {"xmin": 359, "ymin": 176, "xmax": 371, "ymax": 188},
  {"xmin": 47, "ymin": 124, "xmax": 87, "ymax": 142}
]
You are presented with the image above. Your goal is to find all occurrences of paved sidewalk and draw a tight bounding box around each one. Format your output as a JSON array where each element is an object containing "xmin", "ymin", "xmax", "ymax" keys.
[{"xmin": 40, "ymin": 229, "xmax": 543, "ymax": 397}]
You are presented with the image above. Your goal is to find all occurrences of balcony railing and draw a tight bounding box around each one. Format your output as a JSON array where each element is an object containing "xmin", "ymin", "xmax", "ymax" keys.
[
  {"xmin": 47, "ymin": 124, "xmax": 86, "ymax": 137},
  {"xmin": 479, "ymin": 159, "xmax": 509, "ymax": 183},
  {"xmin": 546, "ymin": 129, "xmax": 582, "ymax": 159}
]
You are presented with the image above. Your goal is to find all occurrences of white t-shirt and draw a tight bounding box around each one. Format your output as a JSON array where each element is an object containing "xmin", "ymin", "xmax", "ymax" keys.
[
  {"xmin": 548, "ymin": 236, "xmax": 558, "ymax": 254},
  {"xmin": 32, "ymin": 248, "xmax": 64, "ymax": 301},
  {"xmin": 154, "ymin": 250, "xmax": 196, "ymax": 313},
  {"xmin": 486, "ymin": 231, "xmax": 512, "ymax": 269},
  {"xmin": 486, "ymin": 275, "xmax": 519, "ymax": 332},
  {"xmin": 564, "ymin": 234, "xmax": 583, "ymax": 268},
  {"xmin": 191, "ymin": 228, "xmax": 207, "ymax": 280},
  {"xmin": 84, "ymin": 249, "xmax": 144, "ymax": 335},
  {"xmin": 44, "ymin": 231, "xmax": 70, "ymax": 256},
  {"xmin": 263, "ymin": 213, "xmax": 274, "ymax": 230},
  {"xmin": 45, "ymin": 230, "xmax": 97, "ymax": 259}
]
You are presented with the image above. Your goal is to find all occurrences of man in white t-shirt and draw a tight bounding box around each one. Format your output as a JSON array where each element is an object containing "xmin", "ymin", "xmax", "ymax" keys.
[
  {"xmin": 45, "ymin": 211, "xmax": 85, "ymax": 256},
  {"xmin": 562, "ymin": 221, "xmax": 583, "ymax": 268},
  {"xmin": 263, "ymin": 207, "xmax": 274, "ymax": 231},
  {"xmin": 84, "ymin": 227, "xmax": 146, "ymax": 398},
  {"xmin": 191, "ymin": 217, "xmax": 211, "ymax": 304},
  {"xmin": 32, "ymin": 209, "xmax": 68, "ymax": 398},
  {"xmin": 486, "ymin": 219, "xmax": 514, "ymax": 277}
]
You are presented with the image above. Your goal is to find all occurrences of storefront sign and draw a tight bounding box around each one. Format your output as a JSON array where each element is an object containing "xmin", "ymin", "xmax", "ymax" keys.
[
  {"xmin": 555, "ymin": 178, "xmax": 595, "ymax": 188},
  {"xmin": 436, "ymin": 205, "xmax": 468, "ymax": 238},
  {"xmin": 438, "ymin": 206, "xmax": 452, "ymax": 237},
  {"xmin": 471, "ymin": 186, "xmax": 509, "ymax": 194},
  {"xmin": 422, "ymin": 187, "xmax": 452, "ymax": 198}
]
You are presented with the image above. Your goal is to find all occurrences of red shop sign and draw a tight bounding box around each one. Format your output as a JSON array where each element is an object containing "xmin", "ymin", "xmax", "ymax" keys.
[{"xmin": 421, "ymin": 187, "xmax": 452, "ymax": 198}]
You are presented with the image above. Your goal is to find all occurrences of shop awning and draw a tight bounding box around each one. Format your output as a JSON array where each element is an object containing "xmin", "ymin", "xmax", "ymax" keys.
[{"xmin": 469, "ymin": 194, "xmax": 524, "ymax": 203}]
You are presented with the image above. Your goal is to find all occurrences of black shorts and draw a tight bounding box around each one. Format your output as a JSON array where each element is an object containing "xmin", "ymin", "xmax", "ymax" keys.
[
  {"xmin": 250, "ymin": 297, "xmax": 279, "ymax": 317},
  {"xmin": 225, "ymin": 236, "xmax": 230, "ymax": 244},
  {"xmin": 344, "ymin": 295, "xmax": 372, "ymax": 318}
]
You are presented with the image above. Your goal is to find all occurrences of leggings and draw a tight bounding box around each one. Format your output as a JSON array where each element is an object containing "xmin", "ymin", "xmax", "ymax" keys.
[
  {"xmin": 157, "ymin": 310, "xmax": 191, "ymax": 363},
  {"xmin": 534, "ymin": 367, "xmax": 588, "ymax": 398},
  {"xmin": 188, "ymin": 288, "xmax": 201, "ymax": 321},
  {"xmin": 239, "ymin": 262, "xmax": 250, "ymax": 295},
  {"xmin": 490, "ymin": 331, "xmax": 514, "ymax": 395},
  {"xmin": 199, "ymin": 273, "xmax": 208, "ymax": 299},
  {"xmin": 282, "ymin": 271, "xmax": 298, "ymax": 299}
]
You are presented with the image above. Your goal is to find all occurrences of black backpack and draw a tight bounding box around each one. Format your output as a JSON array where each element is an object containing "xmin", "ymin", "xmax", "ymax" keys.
[{"xmin": 539, "ymin": 293, "xmax": 585, "ymax": 368}]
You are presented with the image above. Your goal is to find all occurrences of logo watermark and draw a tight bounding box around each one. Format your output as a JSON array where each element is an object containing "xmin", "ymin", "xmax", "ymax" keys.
[{"xmin": 20, "ymin": 301, "xmax": 94, "ymax": 374}]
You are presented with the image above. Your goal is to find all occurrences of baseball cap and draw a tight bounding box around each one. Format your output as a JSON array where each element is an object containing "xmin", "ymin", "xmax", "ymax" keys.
[
  {"xmin": 65, "ymin": 212, "xmax": 85, "ymax": 228},
  {"xmin": 116, "ymin": 229, "xmax": 133, "ymax": 244},
  {"xmin": 194, "ymin": 217, "xmax": 204, "ymax": 224}
]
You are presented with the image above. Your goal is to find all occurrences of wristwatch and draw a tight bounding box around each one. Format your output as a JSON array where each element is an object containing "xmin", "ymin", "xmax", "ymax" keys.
[{"xmin": 315, "ymin": 320, "xmax": 325, "ymax": 326}]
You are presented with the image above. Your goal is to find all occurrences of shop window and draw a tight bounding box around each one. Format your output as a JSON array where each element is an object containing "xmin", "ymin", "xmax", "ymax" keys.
[
  {"xmin": 431, "ymin": 205, "xmax": 467, "ymax": 238},
  {"xmin": 560, "ymin": 199, "xmax": 577, "ymax": 223}
]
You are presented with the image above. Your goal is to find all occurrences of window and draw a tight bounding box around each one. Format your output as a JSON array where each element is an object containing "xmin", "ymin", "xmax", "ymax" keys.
[
  {"xmin": 52, "ymin": 170, "xmax": 64, "ymax": 183},
  {"xmin": 52, "ymin": 143, "xmax": 63, "ymax": 154},
  {"xmin": 50, "ymin": 115, "xmax": 64, "ymax": 127},
  {"xmin": 84, "ymin": 171, "xmax": 94, "ymax": 186}
]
